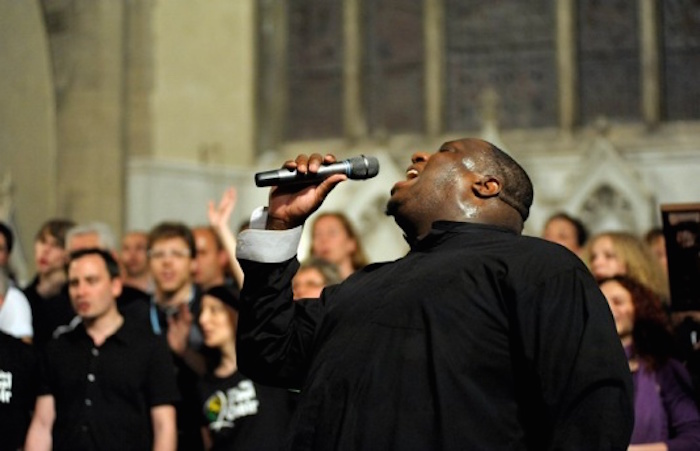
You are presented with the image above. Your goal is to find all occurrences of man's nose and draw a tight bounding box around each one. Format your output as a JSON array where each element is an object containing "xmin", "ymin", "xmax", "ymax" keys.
[
  {"xmin": 411, "ymin": 152, "xmax": 430, "ymax": 164},
  {"xmin": 74, "ymin": 282, "xmax": 88, "ymax": 297}
]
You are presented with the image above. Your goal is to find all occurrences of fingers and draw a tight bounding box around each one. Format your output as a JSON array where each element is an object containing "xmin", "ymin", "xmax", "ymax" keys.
[
  {"xmin": 221, "ymin": 187, "xmax": 237, "ymax": 214},
  {"xmin": 287, "ymin": 153, "xmax": 337, "ymax": 174},
  {"xmin": 315, "ymin": 173, "xmax": 347, "ymax": 199},
  {"xmin": 178, "ymin": 303, "xmax": 192, "ymax": 323},
  {"xmin": 209, "ymin": 187, "xmax": 238, "ymax": 225},
  {"xmin": 207, "ymin": 200, "xmax": 216, "ymax": 222}
]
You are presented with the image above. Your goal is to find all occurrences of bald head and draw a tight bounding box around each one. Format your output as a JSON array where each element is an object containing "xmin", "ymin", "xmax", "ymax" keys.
[
  {"xmin": 477, "ymin": 141, "xmax": 533, "ymax": 222},
  {"xmin": 387, "ymin": 138, "xmax": 534, "ymax": 239}
]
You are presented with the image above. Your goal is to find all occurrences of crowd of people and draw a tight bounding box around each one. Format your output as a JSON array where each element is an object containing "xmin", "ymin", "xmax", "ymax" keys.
[
  {"xmin": 0, "ymin": 186, "xmax": 359, "ymax": 450},
  {"xmin": 541, "ymin": 211, "xmax": 700, "ymax": 450},
  {"xmin": 0, "ymin": 136, "xmax": 698, "ymax": 450}
]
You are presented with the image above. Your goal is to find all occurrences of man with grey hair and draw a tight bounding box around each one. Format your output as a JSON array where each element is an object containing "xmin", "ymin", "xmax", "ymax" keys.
[{"xmin": 65, "ymin": 222, "xmax": 118, "ymax": 253}]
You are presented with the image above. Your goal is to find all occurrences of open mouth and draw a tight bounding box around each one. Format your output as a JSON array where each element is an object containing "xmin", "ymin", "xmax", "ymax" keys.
[{"xmin": 406, "ymin": 168, "xmax": 419, "ymax": 180}]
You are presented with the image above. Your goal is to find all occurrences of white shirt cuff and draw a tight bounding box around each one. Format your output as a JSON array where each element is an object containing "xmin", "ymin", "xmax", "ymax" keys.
[{"xmin": 236, "ymin": 207, "xmax": 303, "ymax": 263}]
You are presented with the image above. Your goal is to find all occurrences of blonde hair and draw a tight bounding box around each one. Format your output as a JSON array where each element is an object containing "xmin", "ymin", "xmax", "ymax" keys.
[{"xmin": 584, "ymin": 231, "xmax": 669, "ymax": 301}]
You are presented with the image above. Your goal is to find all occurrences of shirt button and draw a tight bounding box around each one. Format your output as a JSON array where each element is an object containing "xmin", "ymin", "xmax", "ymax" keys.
[
  {"xmin": 87, "ymin": 373, "xmax": 95, "ymax": 382},
  {"xmin": 85, "ymin": 399, "xmax": 92, "ymax": 407},
  {"xmin": 91, "ymin": 348, "xmax": 99, "ymax": 356}
]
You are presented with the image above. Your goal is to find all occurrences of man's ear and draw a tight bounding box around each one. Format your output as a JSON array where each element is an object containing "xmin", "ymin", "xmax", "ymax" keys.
[{"xmin": 472, "ymin": 176, "xmax": 502, "ymax": 199}]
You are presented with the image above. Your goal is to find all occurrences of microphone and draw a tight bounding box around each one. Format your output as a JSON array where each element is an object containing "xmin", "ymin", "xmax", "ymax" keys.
[{"xmin": 255, "ymin": 155, "xmax": 380, "ymax": 187}]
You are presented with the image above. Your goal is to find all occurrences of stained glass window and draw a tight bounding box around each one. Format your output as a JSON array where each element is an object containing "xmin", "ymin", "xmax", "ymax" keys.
[
  {"xmin": 444, "ymin": 0, "xmax": 557, "ymax": 132},
  {"xmin": 578, "ymin": 0, "xmax": 640, "ymax": 123},
  {"xmin": 662, "ymin": 0, "xmax": 700, "ymax": 120}
]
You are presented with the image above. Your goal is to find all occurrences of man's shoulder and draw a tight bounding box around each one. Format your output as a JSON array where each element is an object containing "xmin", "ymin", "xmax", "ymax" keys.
[
  {"xmin": 51, "ymin": 316, "xmax": 84, "ymax": 340},
  {"xmin": 118, "ymin": 315, "xmax": 164, "ymax": 343},
  {"xmin": 0, "ymin": 331, "xmax": 35, "ymax": 358},
  {"xmin": 496, "ymin": 235, "xmax": 595, "ymax": 292},
  {"xmin": 513, "ymin": 235, "xmax": 586, "ymax": 266}
]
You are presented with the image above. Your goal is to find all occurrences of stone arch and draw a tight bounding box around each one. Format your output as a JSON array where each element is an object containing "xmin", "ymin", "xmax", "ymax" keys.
[
  {"xmin": 0, "ymin": 0, "xmax": 58, "ymax": 282},
  {"xmin": 566, "ymin": 131, "xmax": 655, "ymax": 236}
]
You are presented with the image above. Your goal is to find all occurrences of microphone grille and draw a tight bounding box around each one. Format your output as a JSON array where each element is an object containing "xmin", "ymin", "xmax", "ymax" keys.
[{"xmin": 347, "ymin": 155, "xmax": 380, "ymax": 179}]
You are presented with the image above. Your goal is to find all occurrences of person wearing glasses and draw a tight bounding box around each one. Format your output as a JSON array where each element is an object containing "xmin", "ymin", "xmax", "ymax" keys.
[{"xmin": 147, "ymin": 221, "xmax": 207, "ymax": 451}]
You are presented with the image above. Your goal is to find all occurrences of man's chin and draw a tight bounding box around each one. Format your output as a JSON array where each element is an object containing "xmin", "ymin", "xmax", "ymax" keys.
[{"xmin": 385, "ymin": 198, "xmax": 398, "ymax": 218}]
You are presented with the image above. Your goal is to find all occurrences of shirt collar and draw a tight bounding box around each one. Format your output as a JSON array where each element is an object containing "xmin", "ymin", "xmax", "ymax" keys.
[
  {"xmin": 67, "ymin": 316, "xmax": 131, "ymax": 346},
  {"xmin": 409, "ymin": 221, "xmax": 517, "ymax": 250}
]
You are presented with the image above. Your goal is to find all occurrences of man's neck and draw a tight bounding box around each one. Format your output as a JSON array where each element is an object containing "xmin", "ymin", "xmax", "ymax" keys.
[
  {"xmin": 84, "ymin": 309, "xmax": 124, "ymax": 347},
  {"xmin": 155, "ymin": 283, "xmax": 193, "ymax": 308},
  {"xmin": 124, "ymin": 273, "xmax": 154, "ymax": 293}
]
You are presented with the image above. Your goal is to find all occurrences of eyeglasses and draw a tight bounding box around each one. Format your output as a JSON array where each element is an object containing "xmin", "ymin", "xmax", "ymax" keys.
[{"xmin": 148, "ymin": 249, "xmax": 191, "ymax": 260}]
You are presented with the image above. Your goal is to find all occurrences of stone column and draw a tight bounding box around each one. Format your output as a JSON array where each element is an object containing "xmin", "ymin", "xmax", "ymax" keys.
[
  {"xmin": 556, "ymin": 0, "xmax": 577, "ymax": 133},
  {"xmin": 257, "ymin": 0, "xmax": 288, "ymax": 153},
  {"xmin": 639, "ymin": 0, "xmax": 660, "ymax": 127},
  {"xmin": 124, "ymin": 0, "xmax": 154, "ymax": 159},
  {"xmin": 151, "ymin": 0, "xmax": 258, "ymax": 166},
  {"xmin": 424, "ymin": 0, "xmax": 445, "ymax": 139},
  {"xmin": 0, "ymin": 0, "xmax": 56, "ymax": 276},
  {"xmin": 343, "ymin": 0, "xmax": 367, "ymax": 142},
  {"xmin": 54, "ymin": 0, "xmax": 127, "ymax": 235}
]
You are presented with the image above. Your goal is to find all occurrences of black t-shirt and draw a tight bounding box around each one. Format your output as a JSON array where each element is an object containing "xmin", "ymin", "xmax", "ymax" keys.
[
  {"xmin": 39, "ymin": 318, "xmax": 180, "ymax": 451},
  {"xmin": 23, "ymin": 276, "xmax": 73, "ymax": 347},
  {"xmin": 0, "ymin": 332, "xmax": 39, "ymax": 451},
  {"xmin": 199, "ymin": 371, "xmax": 296, "ymax": 451}
]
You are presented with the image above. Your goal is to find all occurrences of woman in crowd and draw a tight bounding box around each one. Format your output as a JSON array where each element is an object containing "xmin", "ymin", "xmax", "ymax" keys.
[
  {"xmin": 585, "ymin": 231, "xmax": 669, "ymax": 302},
  {"xmin": 292, "ymin": 257, "xmax": 343, "ymax": 300},
  {"xmin": 309, "ymin": 212, "xmax": 368, "ymax": 280},
  {"xmin": 645, "ymin": 227, "xmax": 669, "ymax": 278},
  {"xmin": 599, "ymin": 275, "xmax": 700, "ymax": 450},
  {"xmin": 541, "ymin": 211, "xmax": 588, "ymax": 256},
  {"xmin": 197, "ymin": 285, "xmax": 294, "ymax": 450}
]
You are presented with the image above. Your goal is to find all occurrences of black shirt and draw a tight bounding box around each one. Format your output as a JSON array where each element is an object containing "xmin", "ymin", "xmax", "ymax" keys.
[
  {"xmin": 0, "ymin": 332, "xmax": 39, "ymax": 451},
  {"xmin": 238, "ymin": 221, "xmax": 635, "ymax": 450},
  {"xmin": 23, "ymin": 276, "xmax": 73, "ymax": 347},
  {"xmin": 199, "ymin": 371, "xmax": 296, "ymax": 451},
  {"xmin": 39, "ymin": 317, "xmax": 180, "ymax": 451}
]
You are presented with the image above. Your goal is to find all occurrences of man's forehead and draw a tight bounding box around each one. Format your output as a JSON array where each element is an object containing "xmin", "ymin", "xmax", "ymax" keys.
[
  {"xmin": 69, "ymin": 254, "xmax": 107, "ymax": 275},
  {"xmin": 194, "ymin": 228, "xmax": 217, "ymax": 242},
  {"xmin": 124, "ymin": 232, "xmax": 147, "ymax": 244},
  {"xmin": 38, "ymin": 231, "xmax": 59, "ymax": 244},
  {"xmin": 440, "ymin": 138, "xmax": 488, "ymax": 152},
  {"xmin": 151, "ymin": 236, "xmax": 189, "ymax": 249}
]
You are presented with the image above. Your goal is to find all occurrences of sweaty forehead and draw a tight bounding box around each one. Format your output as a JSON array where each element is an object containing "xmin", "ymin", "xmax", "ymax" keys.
[
  {"xmin": 438, "ymin": 139, "xmax": 491, "ymax": 171},
  {"xmin": 440, "ymin": 138, "xmax": 490, "ymax": 153}
]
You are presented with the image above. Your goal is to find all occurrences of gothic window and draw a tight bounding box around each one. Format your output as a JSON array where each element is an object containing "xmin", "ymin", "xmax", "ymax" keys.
[
  {"xmin": 363, "ymin": 0, "xmax": 424, "ymax": 135},
  {"xmin": 444, "ymin": 0, "xmax": 557, "ymax": 132},
  {"xmin": 580, "ymin": 184, "xmax": 636, "ymax": 233},
  {"xmin": 662, "ymin": 0, "xmax": 700, "ymax": 120},
  {"xmin": 578, "ymin": 0, "xmax": 640, "ymax": 124},
  {"xmin": 287, "ymin": 0, "xmax": 344, "ymax": 140}
]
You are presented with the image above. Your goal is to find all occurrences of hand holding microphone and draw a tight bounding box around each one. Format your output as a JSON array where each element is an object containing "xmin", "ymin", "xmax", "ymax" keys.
[
  {"xmin": 257, "ymin": 153, "xmax": 379, "ymax": 230},
  {"xmin": 255, "ymin": 155, "xmax": 380, "ymax": 187}
]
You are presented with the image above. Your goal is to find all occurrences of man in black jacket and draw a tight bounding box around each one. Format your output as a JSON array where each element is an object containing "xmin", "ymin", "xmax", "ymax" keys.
[{"xmin": 236, "ymin": 138, "xmax": 634, "ymax": 450}]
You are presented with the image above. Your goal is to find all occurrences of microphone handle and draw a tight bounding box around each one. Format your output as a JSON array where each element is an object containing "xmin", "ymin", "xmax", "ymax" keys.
[{"xmin": 254, "ymin": 161, "xmax": 351, "ymax": 187}]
